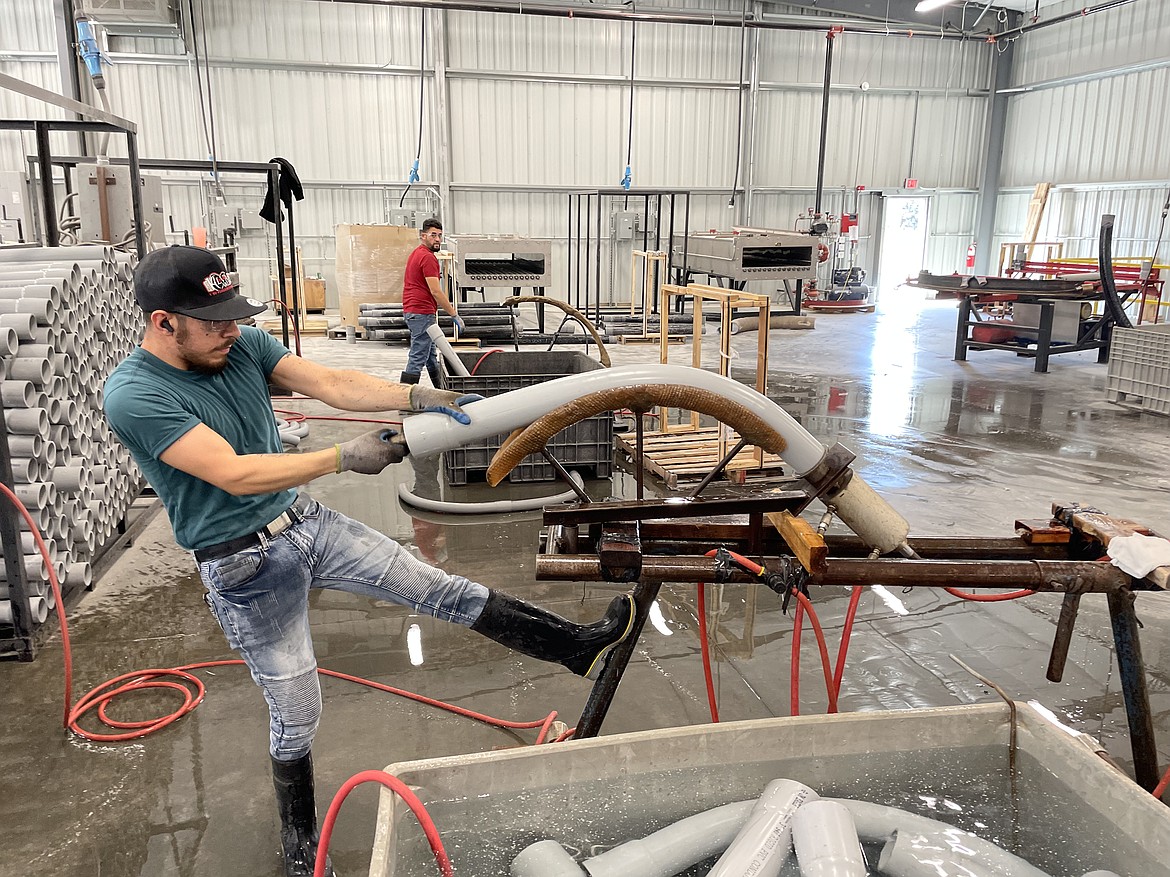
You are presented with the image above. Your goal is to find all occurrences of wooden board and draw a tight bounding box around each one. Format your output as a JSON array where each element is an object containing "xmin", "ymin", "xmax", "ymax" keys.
[
  {"xmin": 615, "ymin": 427, "xmax": 786, "ymax": 489},
  {"xmin": 1023, "ymin": 183, "xmax": 1052, "ymax": 244},
  {"xmin": 766, "ymin": 511, "xmax": 827, "ymax": 574},
  {"xmin": 1068, "ymin": 510, "xmax": 1168, "ymax": 590}
]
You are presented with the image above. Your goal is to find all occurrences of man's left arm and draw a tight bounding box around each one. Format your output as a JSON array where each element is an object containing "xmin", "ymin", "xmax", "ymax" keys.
[{"xmin": 270, "ymin": 355, "xmax": 480, "ymax": 423}]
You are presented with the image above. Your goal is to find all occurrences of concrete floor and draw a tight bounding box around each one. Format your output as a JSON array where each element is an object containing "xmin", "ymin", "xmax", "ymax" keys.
[{"xmin": 1, "ymin": 289, "xmax": 1167, "ymax": 876}]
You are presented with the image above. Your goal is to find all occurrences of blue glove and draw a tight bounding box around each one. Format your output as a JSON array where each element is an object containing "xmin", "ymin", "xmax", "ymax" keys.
[
  {"xmin": 408, "ymin": 386, "xmax": 486, "ymax": 425},
  {"xmin": 453, "ymin": 315, "xmax": 467, "ymax": 334}
]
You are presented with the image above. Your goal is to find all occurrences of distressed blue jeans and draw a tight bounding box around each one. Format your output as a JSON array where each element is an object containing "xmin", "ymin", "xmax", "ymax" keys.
[
  {"xmin": 198, "ymin": 497, "xmax": 488, "ymax": 761},
  {"xmin": 403, "ymin": 312, "xmax": 442, "ymax": 386}
]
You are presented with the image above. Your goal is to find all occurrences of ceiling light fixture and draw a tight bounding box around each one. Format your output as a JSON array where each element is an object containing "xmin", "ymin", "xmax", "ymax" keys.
[{"xmin": 914, "ymin": 0, "xmax": 955, "ymax": 11}]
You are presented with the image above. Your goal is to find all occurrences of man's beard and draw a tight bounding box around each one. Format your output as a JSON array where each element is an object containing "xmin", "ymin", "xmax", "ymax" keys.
[{"xmin": 174, "ymin": 323, "xmax": 230, "ymax": 375}]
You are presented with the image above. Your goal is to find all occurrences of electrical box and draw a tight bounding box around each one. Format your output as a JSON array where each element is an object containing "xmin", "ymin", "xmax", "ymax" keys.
[
  {"xmin": 613, "ymin": 211, "xmax": 638, "ymax": 240},
  {"xmin": 0, "ymin": 172, "xmax": 32, "ymax": 243},
  {"xmin": 388, "ymin": 208, "xmax": 420, "ymax": 228},
  {"xmin": 76, "ymin": 163, "xmax": 166, "ymax": 246}
]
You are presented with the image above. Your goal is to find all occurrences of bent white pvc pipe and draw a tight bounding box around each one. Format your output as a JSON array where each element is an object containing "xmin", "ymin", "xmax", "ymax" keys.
[
  {"xmin": 791, "ymin": 800, "xmax": 867, "ymax": 877},
  {"xmin": 510, "ymin": 800, "xmax": 756, "ymax": 877},
  {"xmin": 398, "ymin": 471, "xmax": 585, "ymax": 515},
  {"xmin": 878, "ymin": 829, "xmax": 1002, "ymax": 877},
  {"xmin": 425, "ymin": 322, "xmax": 471, "ymax": 376},
  {"xmin": 828, "ymin": 799, "xmax": 1052, "ymax": 877},
  {"xmin": 585, "ymin": 799, "xmax": 757, "ymax": 877},
  {"xmin": 706, "ymin": 780, "xmax": 817, "ymax": 877},
  {"xmin": 401, "ymin": 364, "xmax": 910, "ymax": 551}
]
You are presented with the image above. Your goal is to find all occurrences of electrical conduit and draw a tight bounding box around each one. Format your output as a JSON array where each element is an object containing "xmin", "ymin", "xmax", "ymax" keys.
[
  {"xmin": 397, "ymin": 471, "xmax": 585, "ymax": 515},
  {"xmin": 426, "ymin": 322, "xmax": 471, "ymax": 376},
  {"xmin": 400, "ymin": 366, "xmax": 911, "ymax": 553},
  {"xmin": 706, "ymin": 779, "xmax": 818, "ymax": 877},
  {"xmin": 791, "ymin": 800, "xmax": 868, "ymax": 877}
]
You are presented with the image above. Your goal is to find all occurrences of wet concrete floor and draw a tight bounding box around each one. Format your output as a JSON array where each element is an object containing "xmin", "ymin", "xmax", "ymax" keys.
[{"xmin": 0, "ymin": 289, "xmax": 1167, "ymax": 876}]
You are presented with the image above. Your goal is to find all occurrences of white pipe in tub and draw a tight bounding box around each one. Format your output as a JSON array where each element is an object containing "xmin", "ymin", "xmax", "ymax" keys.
[
  {"xmin": 705, "ymin": 780, "xmax": 818, "ymax": 877},
  {"xmin": 1080, "ymin": 871, "xmax": 1122, "ymax": 877},
  {"xmin": 425, "ymin": 322, "xmax": 471, "ymax": 376},
  {"xmin": 510, "ymin": 800, "xmax": 756, "ymax": 877},
  {"xmin": 398, "ymin": 471, "xmax": 585, "ymax": 515},
  {"xmin": 584, "ymin": 799, "xmax": 756, "ymax": 877},
  {"xmin": 877, "ymin": 829, "xmax": 1001, "ymax": 877},
  {"xmin": 791, "ymin": 800, "xmax": 867, "ymax": 877},
  {"xmin": 828, "ymin": 799, "xmax": 1052, "ymax": 877},
  {"xmin": 400, "ymin": 364, "xmax": 911, "ymax": 552}
]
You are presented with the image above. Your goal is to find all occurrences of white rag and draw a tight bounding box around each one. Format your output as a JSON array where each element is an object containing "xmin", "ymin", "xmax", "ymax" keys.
[{"xmin": 1107, "ymin": 533, "xmax": 1170, "ymax": 578}]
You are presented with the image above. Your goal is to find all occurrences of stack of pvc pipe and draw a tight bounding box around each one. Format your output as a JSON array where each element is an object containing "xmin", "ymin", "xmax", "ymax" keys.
[{"xmin": 0, "ymin": 245, "xmax": 145, "ymax": 630}]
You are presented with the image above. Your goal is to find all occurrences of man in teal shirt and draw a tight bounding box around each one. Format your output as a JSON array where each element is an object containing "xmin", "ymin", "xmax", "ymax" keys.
[{"xmin": 104, "ymin": 246, "xmax": 633, "ymax": 877}]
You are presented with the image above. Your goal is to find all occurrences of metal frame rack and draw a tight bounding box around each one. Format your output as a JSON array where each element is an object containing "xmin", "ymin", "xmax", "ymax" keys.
[
  {"xmin": 566, "ymin": 188, "xmax": 691, "ymax": 327},
  {"xmin": 0, "ymin": 118, "xmax": 150, "ymax": 659}
]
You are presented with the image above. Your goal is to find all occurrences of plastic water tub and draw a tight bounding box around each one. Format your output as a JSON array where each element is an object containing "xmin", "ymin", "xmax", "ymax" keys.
[{"xmin": 367, "ymin": 702, "xmax": 1170, "ymax": 876}]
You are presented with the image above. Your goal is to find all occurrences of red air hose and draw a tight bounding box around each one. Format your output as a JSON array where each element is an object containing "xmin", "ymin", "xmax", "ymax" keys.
[
  {"xmin": 944, "ymin": 587, "xmax": 1035, "ymax": 602},
  {"xmin": 695, "ymin": 582, "xmax": 720, "ymax": 723},
  {"xmin": 315, "ymin": 771, "xmax": 453, "ymax": 877}
]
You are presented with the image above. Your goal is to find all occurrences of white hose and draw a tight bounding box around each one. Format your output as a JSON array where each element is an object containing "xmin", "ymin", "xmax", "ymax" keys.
[
  {"xmin": 400, "ymin": 364, "xmax": 911, "ymax": 552},
  {"xmin": 426, "ymin": 322, "xmax": 470, "ymax": 376},
  {"xmin": 398, "ymin": 471, "xmax": 585, "ymax": 515}
]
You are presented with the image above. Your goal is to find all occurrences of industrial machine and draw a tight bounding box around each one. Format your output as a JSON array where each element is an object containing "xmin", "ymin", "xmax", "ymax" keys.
[
  {"xmin": 74, "ymin": 162, "xmax": 167, "ymax": 247},
  {"xmin": 449, "ymin": 234, "xmax": 553, "ymax": 292},
  {"xmin": 674, "ymin": 229, "xmax": 819, "ymax": 286}
]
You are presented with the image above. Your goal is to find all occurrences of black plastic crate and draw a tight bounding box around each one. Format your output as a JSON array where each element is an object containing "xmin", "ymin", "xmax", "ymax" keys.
[{"xmin": 440, "ymin": 350, "xmax": 614, "ymax": 484}]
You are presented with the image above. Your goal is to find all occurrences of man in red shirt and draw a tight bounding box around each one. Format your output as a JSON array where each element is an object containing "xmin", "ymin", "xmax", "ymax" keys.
[{"xmin": 401, "ymin": 218, "xmax": 463, "ymax": 385}]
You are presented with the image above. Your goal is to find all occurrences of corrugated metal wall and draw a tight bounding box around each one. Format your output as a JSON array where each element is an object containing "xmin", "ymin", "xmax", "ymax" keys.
[
  {"xmin": 0, "ymin": 0, "xmax": 1014, "ymax": 301},
  {"xmin": 998, "ymin": 0, "xmax": 1170, "ymax": 267}
]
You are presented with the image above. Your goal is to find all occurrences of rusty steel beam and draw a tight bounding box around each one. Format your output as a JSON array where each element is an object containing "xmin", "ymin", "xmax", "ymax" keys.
[{"xmin": 536, "ymin": 555, "xmax": 1134, "ymax": 593}]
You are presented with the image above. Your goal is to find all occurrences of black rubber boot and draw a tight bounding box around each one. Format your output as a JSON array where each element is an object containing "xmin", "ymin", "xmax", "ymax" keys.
[
  {"xmin": 470, "ymin": 591, "xmax": 636, "ymax": 679},
  {"xmin": 271, "ymin": 753, "xmax": 335, "ymax": 877},
  {"xmin": 400, "ymin": 371, "xmax": 421, "ymax": 385}
]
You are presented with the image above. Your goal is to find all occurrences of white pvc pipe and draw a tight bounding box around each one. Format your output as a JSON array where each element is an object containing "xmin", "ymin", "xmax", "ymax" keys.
[
  {"xmin": 878, "ymin": 829, "xmax": 1003, "ymax": 877},
  {"xmin": 510, "ymin": 839, "xmax": 584, "ymax": 877},
  {"xmin": 400, "ymin": 364, "xmax": 911, "ymax": 550},
  {"xmin": 584, "ymin": 800, "xmax": 757, "ymax": 877},
  {"xmin": 790, "ymin": 800, "xmax": 866, "ymax": 877},
  {"xmin": 1081, "ymin": 871, "xmax": 1122, "ymax": 877},
  {"xmin": 828, "ymin": 799, "xmax": 1052, "ymax": 877},
  {"xmin": 425, "ymin": 322, "xmax": 471, "ymax": 376},
  {"xmin": 403, "ymin": 365, "xmax": 826, "ymax": 472},
  {"xmin": 398, "ymin": 472, "xmax": 586, "ymax": 515},
  {"xmin": 706, "ymin": 780, "xmax": 818, "ymax": 877}
]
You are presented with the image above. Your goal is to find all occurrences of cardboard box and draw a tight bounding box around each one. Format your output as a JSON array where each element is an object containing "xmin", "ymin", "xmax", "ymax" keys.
[{"xmin": 334, "ymin": 224, "xmax": 419, "ymax": 328}]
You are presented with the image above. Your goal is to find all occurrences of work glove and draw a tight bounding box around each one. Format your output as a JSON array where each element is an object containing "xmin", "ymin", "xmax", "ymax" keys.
[
  {"xmin": 336, "ymin": 428, "xmax": 408, "ymax": 475},
  {"xmin": 408, "ymin": 386, "xmax": 484, "ymax": 425},
  {"xmin": 452, "ymin": 314, "xmax": 467, "ymax": 334}
]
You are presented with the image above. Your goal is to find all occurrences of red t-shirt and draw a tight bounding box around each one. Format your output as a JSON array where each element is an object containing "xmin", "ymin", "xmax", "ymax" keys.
[{"xmin": 402, "ymin": 245, "xmax": 441, "ymax": 314}]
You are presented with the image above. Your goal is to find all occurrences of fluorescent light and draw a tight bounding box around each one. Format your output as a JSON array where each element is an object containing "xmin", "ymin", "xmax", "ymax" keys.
[{"xmin": 915, "ymin": 0, "xmax": 954, "ymax": 11}]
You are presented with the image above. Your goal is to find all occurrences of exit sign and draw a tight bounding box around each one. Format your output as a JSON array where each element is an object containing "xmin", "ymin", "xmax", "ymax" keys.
[{"xmin": 905, "ymin": 178, "xmax": 919, "ymax": 189}]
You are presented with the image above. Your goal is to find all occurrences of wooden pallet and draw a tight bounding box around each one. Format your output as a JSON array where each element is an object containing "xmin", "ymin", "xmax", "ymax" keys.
[{"xmin": 615, "ymin": 427, "xmax": 787, "ymax": 488}]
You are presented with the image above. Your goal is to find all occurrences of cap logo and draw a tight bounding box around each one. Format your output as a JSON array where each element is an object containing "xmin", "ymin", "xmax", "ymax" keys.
[{"xmin": 202, "ymin": 271, "xmax": 232, "ymax": 295}]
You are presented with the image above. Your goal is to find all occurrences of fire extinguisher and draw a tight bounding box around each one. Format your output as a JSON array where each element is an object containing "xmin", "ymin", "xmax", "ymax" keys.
[{"xmin": 965, "ymin": 242, "xmax": 977, "ymax": 270}]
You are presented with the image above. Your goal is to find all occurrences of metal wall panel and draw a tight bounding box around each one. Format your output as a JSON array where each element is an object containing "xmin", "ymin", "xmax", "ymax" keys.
[
  {"xmin": 0, "ymin": 1, "xmax": 54, "ymax": 53},
  {"xmin": 1001, "ymin": 66, "xmax": 1170, "ymax": 186},
  {"xmin": 1011, "ymin": 0, "xmax": 1170, "ymax": 87},
  {"xmin": 754, "ymin": 89, "xmax": 986, "ymax": 189}
]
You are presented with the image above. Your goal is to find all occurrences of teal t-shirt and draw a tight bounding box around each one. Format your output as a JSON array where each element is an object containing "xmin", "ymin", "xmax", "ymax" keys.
[{"xmin": 103, "ymin": 326, "xmax": 296, "ymax": 551}]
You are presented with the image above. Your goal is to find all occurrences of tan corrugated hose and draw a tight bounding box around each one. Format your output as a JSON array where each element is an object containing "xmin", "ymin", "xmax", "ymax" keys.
[
  {"xmin": 486, "ymin": 383, "xmax": 788, "ymax": 486},
  {"xmin": 502, "ymin": 295, "xmax": 611, "ymax": 367}
]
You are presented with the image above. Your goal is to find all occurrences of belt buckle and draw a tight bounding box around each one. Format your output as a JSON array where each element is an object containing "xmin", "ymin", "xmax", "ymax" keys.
[{"xmin": 266, "ymin": 511, "xmax": 294, "ymax": 539}]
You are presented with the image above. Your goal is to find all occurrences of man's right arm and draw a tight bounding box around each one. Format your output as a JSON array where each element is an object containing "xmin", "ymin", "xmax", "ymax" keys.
[{"xmin": 160, "ymin": 423, "xmax": 337, "ymax": 496}]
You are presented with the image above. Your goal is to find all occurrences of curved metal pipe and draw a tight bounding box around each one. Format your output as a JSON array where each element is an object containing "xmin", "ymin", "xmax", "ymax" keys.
[
  {"xmin": 398, "ymin": 471, "xmax": 585, "ymax": 515},
  {"xmin": 502, "ymin": 295, "xmax": 611, "ymax": 367}
]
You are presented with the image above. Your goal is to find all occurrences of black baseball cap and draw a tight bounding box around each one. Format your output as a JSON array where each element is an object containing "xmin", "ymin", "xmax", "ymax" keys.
[{"xmin": 134, "ymin": 245, "xmax": 266, "ymax": 321}]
